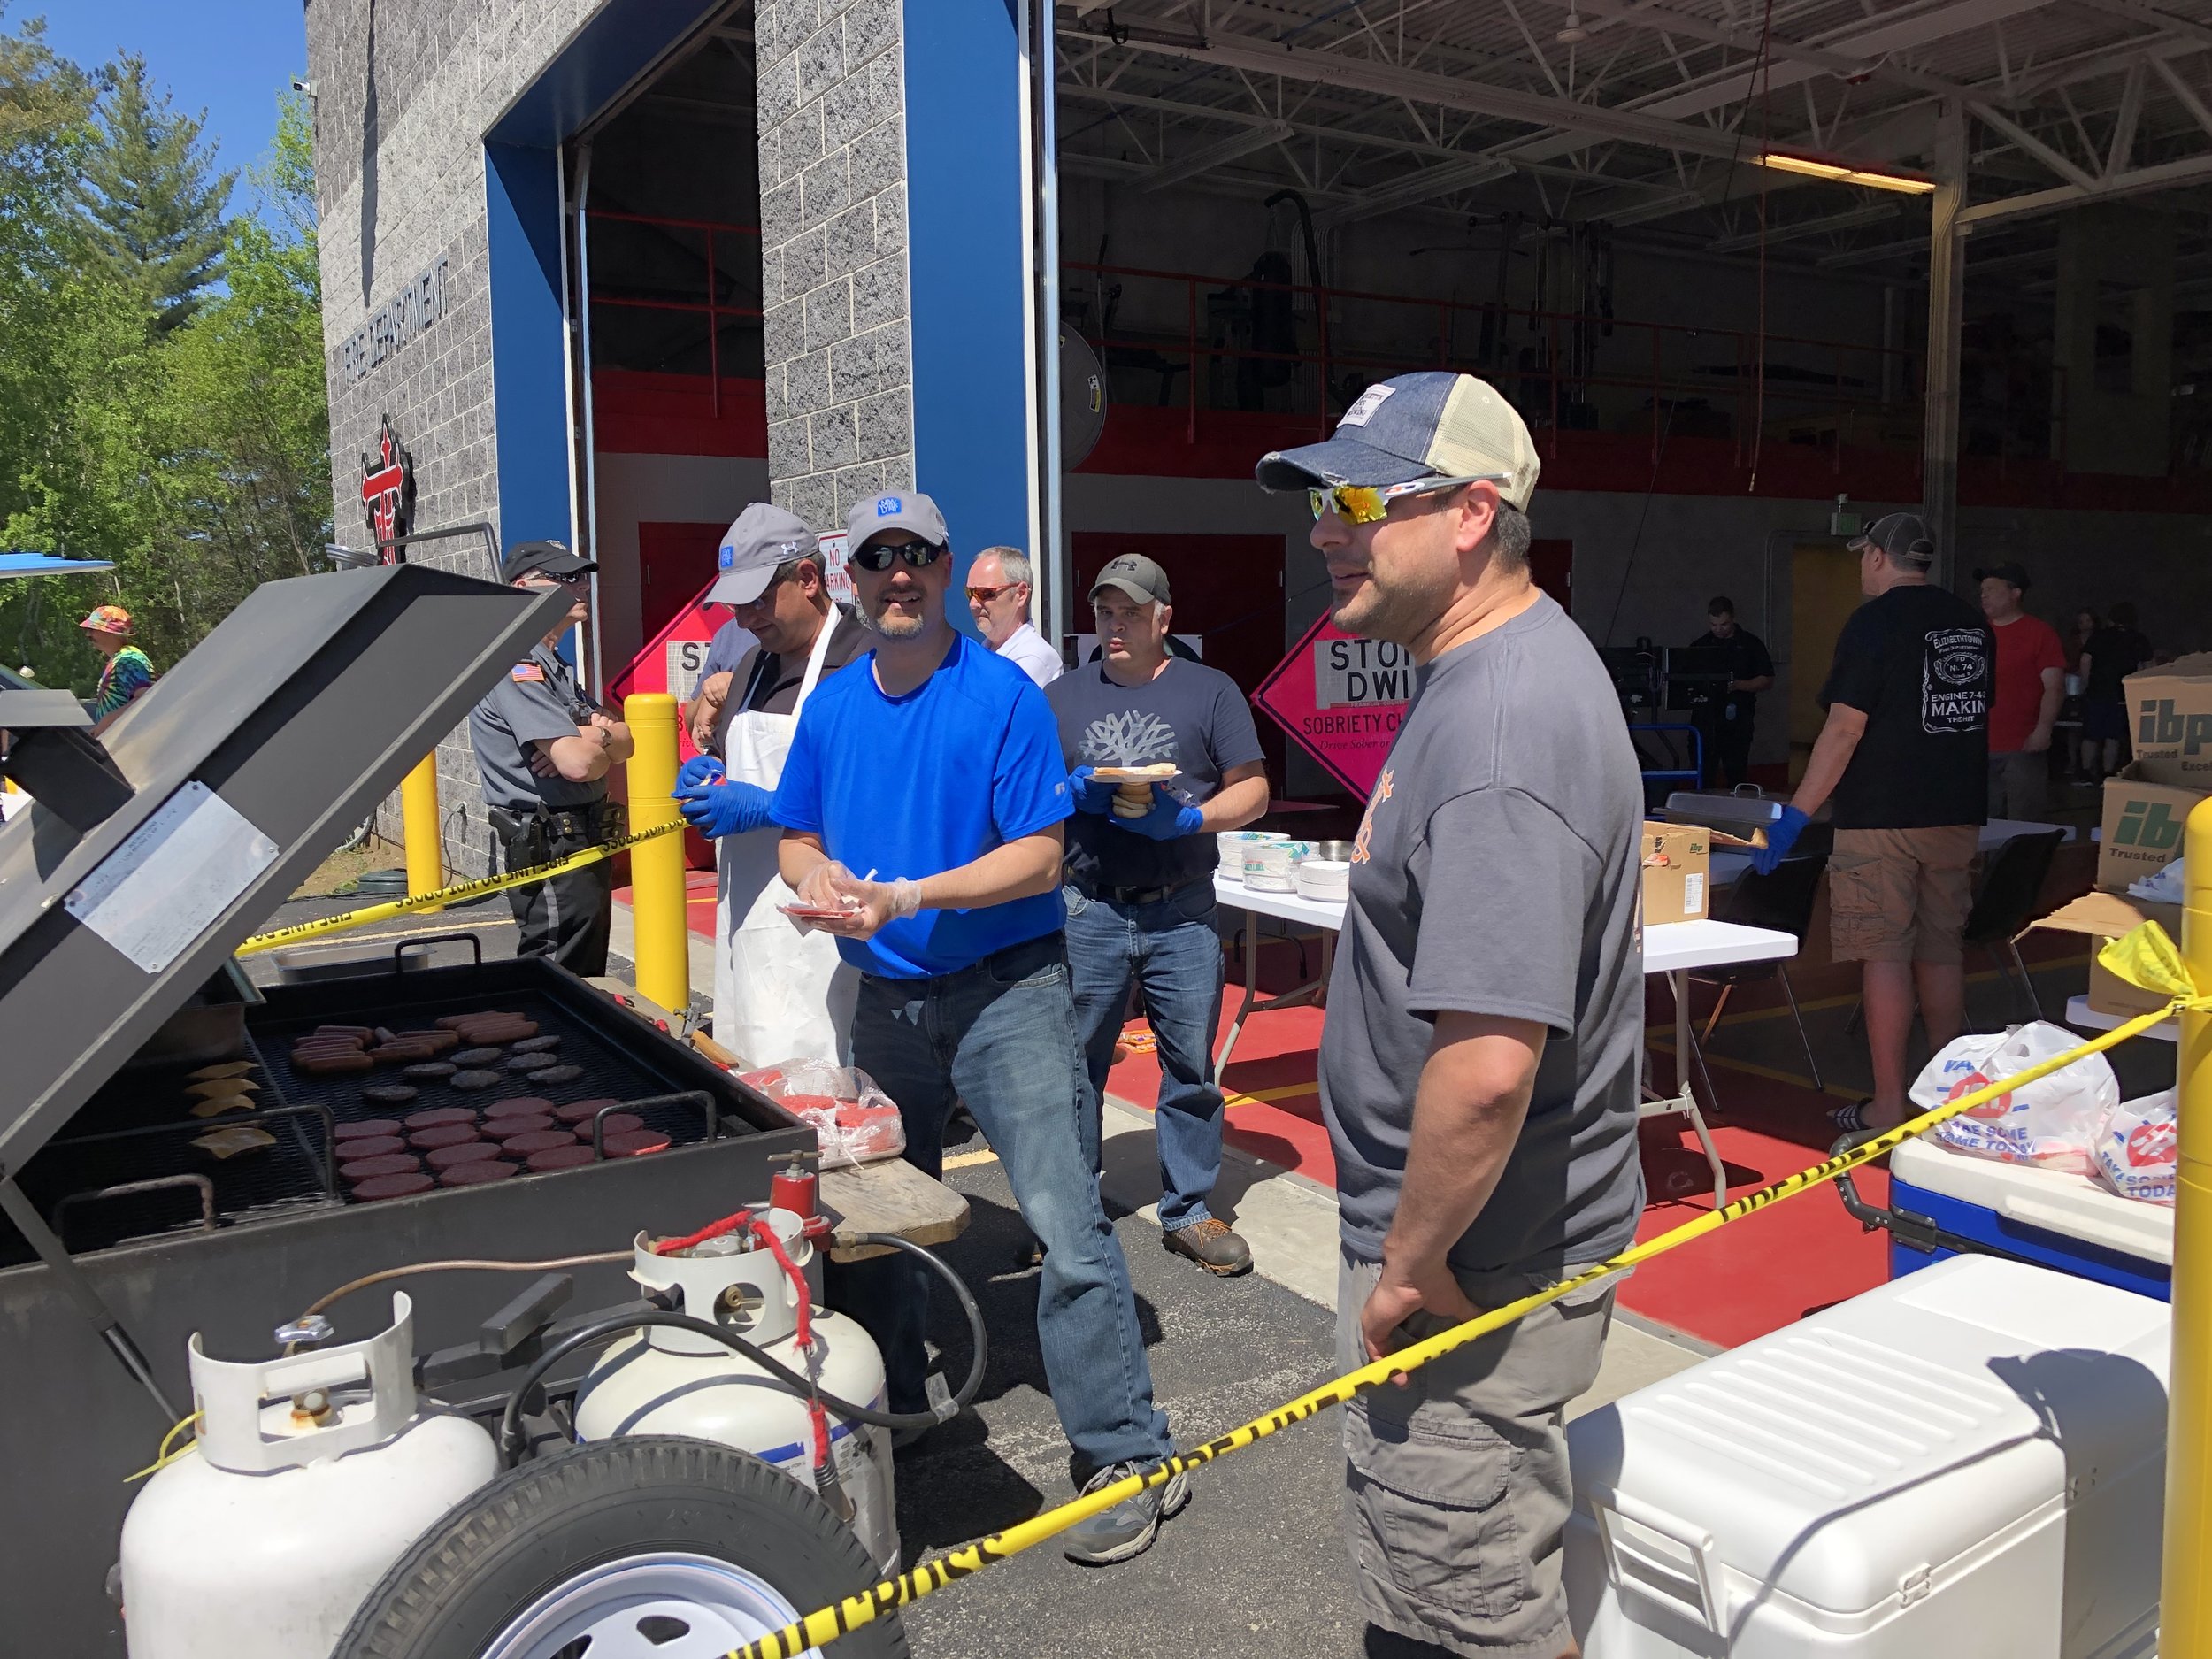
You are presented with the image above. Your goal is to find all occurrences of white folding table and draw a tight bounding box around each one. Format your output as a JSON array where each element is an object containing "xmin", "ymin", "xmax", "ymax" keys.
[{"xmin": 1210, "ymin": 872, "xmax": 1798, "ymax": 1206}]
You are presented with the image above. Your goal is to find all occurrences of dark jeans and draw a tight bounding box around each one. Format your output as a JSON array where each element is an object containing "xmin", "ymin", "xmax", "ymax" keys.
[
  {"xmin": 1064, "ymin": 881, "xmax": 1228, "ymax": 1231},
  {"xmin": 1694, "ymin": 710, "xmax": 1755, "ymax": 788},
  {"xmin": 500, "ymin": 819, "xmax": 612, "ymax": 978},
  {"xmin": 830, "ymin": 932, "xmax": 1172, "ymax": 1479}
]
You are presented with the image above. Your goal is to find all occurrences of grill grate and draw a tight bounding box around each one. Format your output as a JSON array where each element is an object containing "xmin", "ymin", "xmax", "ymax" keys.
[{"xmin": 7, "ymin": 975, "xmax": 761, "ymax": 1262}]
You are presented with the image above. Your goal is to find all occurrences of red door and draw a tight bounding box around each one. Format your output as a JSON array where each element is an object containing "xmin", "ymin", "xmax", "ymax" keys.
[
  {"xmin": 637, "ymin": 521, "xmax": 728, "ymax": 646},
  {"xmin": 1071, "ymin": 532, "xmax": 1290, "ymax": 787},
  {"xmin": 1531, "ymin": 538, "xmax": 1572, "ymax": 612}
]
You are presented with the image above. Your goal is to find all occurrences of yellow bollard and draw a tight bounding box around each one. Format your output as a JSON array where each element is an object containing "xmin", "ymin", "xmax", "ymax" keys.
[
  {"xmin": 623, "ymin": 693, "xmax": 689, "ymax": 1015},
  {"xmin": 2166, "ymin": 794, "xmax": 2212, "ymax": 1655},
  {"xmin": 400, "ymin": 754, "xmax": 444, "ymax": 915}
]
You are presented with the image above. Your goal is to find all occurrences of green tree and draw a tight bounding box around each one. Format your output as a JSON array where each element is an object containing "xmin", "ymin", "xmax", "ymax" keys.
[{"xmin": 76, "ymin": 50, "xmax": 233, "ymax": 334}]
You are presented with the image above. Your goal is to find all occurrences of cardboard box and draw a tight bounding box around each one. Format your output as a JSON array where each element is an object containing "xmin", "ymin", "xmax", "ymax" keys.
[
  {"xmin": 2022, "ymin": 889, "xmax": 2185, "ymax": 1018},
  {"xmin": 1641, "ymin": 820, "xmax": 1710, "ymax": 924},
  {"xmin": 2096, "ymin": 764, "xmax": 2207, "ymax": 893},
  {"xmin": 2124, "ymin": 653, "xmax": 2212, "ymax": 790}
]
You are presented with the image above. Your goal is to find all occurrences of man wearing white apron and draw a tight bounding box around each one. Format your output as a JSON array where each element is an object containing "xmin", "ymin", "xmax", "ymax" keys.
[{"xmin": 674, "ymin": 504, "xmax": 866, "ymax": 1065}]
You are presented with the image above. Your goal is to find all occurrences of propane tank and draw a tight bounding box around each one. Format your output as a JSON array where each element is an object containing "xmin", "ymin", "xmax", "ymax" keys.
[
  {"xmin": 119, "ymin": 1294, "xmax": 499, "ymax": 1659},
  {"xmin": 573, "ymin": 1210, "xmax": 899, "ymax": 1571}
]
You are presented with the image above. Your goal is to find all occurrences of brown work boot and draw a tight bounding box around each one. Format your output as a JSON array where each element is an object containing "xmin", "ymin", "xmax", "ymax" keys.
[{"xmin": 1164, "ymin": 1217, "xmax": 1252, "ymax": 1276}]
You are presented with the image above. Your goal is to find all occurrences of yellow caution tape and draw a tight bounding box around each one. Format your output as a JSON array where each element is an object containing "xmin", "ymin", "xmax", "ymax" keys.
[
  {"xmin": 2099, "ymin": 918, "xmax": 2201, "ymax": 1002},
  {"xmin": 723, "ymin": 998, "xmax": 2189, "ymax": 1659},
  {"xmin": 233, "ymin": 821, "xmax": 685, "ymax": 956}
]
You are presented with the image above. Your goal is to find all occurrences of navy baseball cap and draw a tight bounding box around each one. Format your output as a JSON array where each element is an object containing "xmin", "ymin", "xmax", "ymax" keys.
[
  {"xmin": 499, "ymin": 540, "xmax": 595, "ymax": 583},
  {"xmin": 1255, "ymin": 371, "xmax": 1541, "ymax": 510},
  {"xmin": 708, "ymin": 502, "xmax": 818, "ymax": 606}
]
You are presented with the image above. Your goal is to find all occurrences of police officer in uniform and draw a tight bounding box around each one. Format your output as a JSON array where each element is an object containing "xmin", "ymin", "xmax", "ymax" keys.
[
  {"xmin": 1684, "ymin": 595, "xmax": 1775, "ymax": 789},
  {"xmin": 469, "ymin": 541, "xmax": 634, "ymax": 975}
]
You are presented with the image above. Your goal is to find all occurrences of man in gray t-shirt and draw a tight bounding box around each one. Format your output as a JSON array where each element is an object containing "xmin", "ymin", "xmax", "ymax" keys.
[{"xmin": 1257, "ymin": 370, "xmax": 1643, "ymax": 1659}]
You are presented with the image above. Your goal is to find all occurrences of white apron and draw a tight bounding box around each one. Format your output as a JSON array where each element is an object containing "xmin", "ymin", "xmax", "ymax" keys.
[{"xmin": 710, "ymin": 617, "xmax": 856, "ymax": 1065}]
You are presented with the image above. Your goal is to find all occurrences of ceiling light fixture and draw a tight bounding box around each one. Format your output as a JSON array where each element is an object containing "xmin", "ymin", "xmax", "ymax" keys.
[
  {"xmin": 1556, "ymin": 9, "xmax": 1589, "ymax": 43},
  {"xmin": 1752, "ymin": 150, "xmax": 1935, "ymax": 194}
]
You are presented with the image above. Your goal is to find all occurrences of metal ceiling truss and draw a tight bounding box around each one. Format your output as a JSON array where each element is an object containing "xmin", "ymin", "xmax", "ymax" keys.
[{"xmin": 1056, "ymin": 1, "xmax": 2212, "ymax": 285}]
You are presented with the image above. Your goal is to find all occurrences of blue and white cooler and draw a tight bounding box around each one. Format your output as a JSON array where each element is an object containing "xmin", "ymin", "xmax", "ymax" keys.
[{"xmin": 1886, "ymin": 1133, "xmax": 2171, "ymax": 1302}]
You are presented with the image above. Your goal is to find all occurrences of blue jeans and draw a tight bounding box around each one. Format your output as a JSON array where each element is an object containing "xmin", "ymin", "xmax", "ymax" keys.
[
  {"xmin": 830, "ymin": 932, "xmax": 1172, "ymax": 1479},
  {"xmin": 1063, "ymin": 881, "xmax": 1228, "ymax": 1233}
]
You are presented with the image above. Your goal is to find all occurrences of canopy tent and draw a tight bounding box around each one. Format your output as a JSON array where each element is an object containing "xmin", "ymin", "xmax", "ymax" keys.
[{"xmin": 0, "ymin": 553, "xmax": 115, "ymax": 579}]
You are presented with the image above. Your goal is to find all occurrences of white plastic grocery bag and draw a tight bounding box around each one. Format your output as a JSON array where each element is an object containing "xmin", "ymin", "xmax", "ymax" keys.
[
  {"xmin": 1916, "ymin": 1022, "xmax": 2119, "ymax": 1174},
  {"xmin": 2093, "ymin": 1089, "xmax": 2177, "ymax": 1204}
]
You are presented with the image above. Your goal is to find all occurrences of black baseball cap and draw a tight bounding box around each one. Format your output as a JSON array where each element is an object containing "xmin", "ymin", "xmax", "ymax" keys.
[
  {"xmin": 1974, "ymin": 560, "xmax": 2032, "ymax": 592},
  {"xmin": 1847, "ymin": 512, "xmax": 1935, "ymax": 567},
  {"xmin": 500, "ymin": 540, "xmax": 596, "ymax": 583}
]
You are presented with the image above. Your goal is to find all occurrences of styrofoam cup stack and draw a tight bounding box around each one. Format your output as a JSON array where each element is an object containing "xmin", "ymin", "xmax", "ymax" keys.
[
  {"xmin": 1242, "ymin": 840, "xmax": 1298, "ymax": 892},
  {"xmin": 1295, "ymin": 858, "xmax": 1350, "ymax": 902}
]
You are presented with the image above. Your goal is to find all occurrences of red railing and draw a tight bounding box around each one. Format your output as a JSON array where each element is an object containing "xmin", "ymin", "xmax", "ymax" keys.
[
  {"xmin": 1065, "ymin": 259, "xmax": 1924, "ymax": 474},
  {"xmin": 586, "ymin": 209, "xmax": 763, "ymax": 416}
]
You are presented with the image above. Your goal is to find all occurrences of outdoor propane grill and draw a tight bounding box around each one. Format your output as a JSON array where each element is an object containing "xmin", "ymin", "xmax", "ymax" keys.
[
  {"xmin": 0, "ymin": 564, "xmax": 818, "ymax": 1655},
  {"xmin": 7, "ymin": 952, "xmax": 795, "ymax": 1261}
]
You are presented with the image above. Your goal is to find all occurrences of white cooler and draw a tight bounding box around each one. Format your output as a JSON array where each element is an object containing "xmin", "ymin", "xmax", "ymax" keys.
[{"xmin": 1565, "ymin": 1256, "xmax": 2169, "ymax": 1658}]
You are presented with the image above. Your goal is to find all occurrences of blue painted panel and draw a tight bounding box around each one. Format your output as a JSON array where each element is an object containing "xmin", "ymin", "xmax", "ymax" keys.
[
  {"xmin": 902, "ymin": 0, "xmax": 1031, "ymax": 635},
  {"xmin": 485, "ymin": 142, "xmax": 570, "ymax": 552},
  {"xmin": 485, "ymin": 0, "xmax": 723, "ymax": 147}
]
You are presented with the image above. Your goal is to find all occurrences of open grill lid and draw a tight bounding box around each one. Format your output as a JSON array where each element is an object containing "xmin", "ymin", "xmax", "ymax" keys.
[{"xmin": 0, "ymin": 564, "xmax": 570, "ymax": 1174}]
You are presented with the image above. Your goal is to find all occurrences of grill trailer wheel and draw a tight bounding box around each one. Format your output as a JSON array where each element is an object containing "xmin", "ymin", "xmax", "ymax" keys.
[{"xmin": 334, "ymin": 1438, "xmax": 909, "ymax": 1659}]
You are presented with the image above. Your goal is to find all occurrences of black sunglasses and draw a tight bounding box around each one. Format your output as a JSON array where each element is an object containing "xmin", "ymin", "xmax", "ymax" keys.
[{"xmin": 849, "ymin": 539, "xmax": 949, "ymax": 572}]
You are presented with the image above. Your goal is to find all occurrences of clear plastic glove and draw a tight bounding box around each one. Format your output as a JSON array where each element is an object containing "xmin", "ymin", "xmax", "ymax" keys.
[
  {"xmin": 1117, "ymin": 786, "xmax": 1204, "ymax": 841},
  {"xmin": 675, "ymin": 779, "xmax": 773, "ymax": 839},
  {"xmin": 1070, "ymin": 765, "xmax": 1115, "ymax": 816},
  {"xmin": 677, "ymin": 753, "xmax": 725, "ymax": 790},
  {"xmin": 810, "ymin": 875, "xmax": 922, "ymax": 941},
  {"xmin": 1751, "ymin": 804, "xmax": 1809, "ymax": 876},
  {"xmin": 796, "ymin": 858, "xmax": 862, "ymax": 913}
]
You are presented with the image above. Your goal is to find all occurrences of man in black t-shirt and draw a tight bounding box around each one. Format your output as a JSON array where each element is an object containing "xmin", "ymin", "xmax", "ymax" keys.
[
  {"xmin": 1684, "ymin": 595, "xmax": 1775, "ymax": 788},
  {"xmin": 1752, "ymin": 512, "xmax": 1992, "ymax": 1132},
  {"xmin": 1048, "ymin": 553, "xmax": 1270, "ymax": 1277},
  {"xmin": 2079, "ymin": 600, "xmax": 2152, "ymax": 781}
]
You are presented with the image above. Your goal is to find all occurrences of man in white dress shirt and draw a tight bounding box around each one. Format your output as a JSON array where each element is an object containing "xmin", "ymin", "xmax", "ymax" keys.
[{"xmin": 967, "ymin": 546, "xmax": 1063, "ymax": 687}]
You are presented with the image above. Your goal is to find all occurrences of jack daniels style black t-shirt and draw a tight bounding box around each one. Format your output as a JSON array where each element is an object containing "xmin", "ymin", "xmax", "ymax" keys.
[{"xmin": 1818, "ymin": 583, "xmax": 1993, "ymax": 830}]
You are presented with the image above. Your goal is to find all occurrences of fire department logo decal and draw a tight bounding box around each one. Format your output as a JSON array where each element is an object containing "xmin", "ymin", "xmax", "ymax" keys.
[{"xmin": 360, "ymin": 415, "xmax": 416, "ymax": 562}]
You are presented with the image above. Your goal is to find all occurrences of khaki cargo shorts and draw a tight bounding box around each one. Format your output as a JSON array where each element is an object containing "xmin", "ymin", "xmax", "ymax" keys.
[
  {"xmin": 1827, "ymin": 825, "xmax": 1980, "ymax": 964},
  {"xmin": 1335, "ymin": 1253, "xmax": 1614, "ymax": 1658}
]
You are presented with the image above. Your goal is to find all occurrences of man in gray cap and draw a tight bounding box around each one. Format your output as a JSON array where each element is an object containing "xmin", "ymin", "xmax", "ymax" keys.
[
  {"xmin": 1754, "ymin": 511, "xmax": 1992, "ymax": 1133},
  {"xmin": 468, "ymin": 539, "xmax": 634, "ymax": 976},
  {"xmin": 672, "ymin": 502, "xmax": 867, "ymax": 1062},
  {"xmin": 773, "ymin": 488, "xmax": 1188, "ymax": 1566},
  {"xmin": 1047, "ymin": 550, "xmax": 1269, "ymax": 1276},
  {"xmin": 1256, "ymin": 371, "xmax": 1644, "ymax": 1659}
]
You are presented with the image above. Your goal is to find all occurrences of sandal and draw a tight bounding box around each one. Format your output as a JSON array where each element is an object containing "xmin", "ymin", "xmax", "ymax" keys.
[{"xmin": 1828, "ymin": 1100, "xmax": 1875, "ymax": 1133}]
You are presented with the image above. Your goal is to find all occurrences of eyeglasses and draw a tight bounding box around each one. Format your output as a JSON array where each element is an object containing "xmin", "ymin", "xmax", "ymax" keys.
[
  {"xmin": 524, "ymin": 570, "xmax": 592, "ymax": 588},
  {"xmin": 965, "ymin": 583, "xmax": 1020, "ymax": 604},
  {"xmin": 1307, "ymin": 473, "xmax": 1502, "ymax": 526},
  {"xmin": 849, "ymin": 538, "xmax": 948, "ymax": 572}
]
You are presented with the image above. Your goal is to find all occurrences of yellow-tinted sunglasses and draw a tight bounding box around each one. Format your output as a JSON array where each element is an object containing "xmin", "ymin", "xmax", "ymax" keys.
[{"xmin": 1307, "ymin": 473, "xmax": 1502, "ymax": 525}]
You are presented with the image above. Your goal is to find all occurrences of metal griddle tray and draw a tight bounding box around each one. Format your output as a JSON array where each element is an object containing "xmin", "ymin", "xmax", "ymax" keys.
[{"xmin": 0, "ymin": 563, "xmax": 570, "ymax": 1178}]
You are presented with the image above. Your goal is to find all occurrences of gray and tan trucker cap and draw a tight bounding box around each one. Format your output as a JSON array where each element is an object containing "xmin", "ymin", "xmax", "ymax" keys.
[{"xmin": 1255, "ymin": 370, "xmax": 1541, "ymax": 511}]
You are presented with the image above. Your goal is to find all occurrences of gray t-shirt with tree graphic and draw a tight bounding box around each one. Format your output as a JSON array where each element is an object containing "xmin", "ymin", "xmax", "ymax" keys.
[{"xmin": 1046, "ymin": 658, "xmax": 1266, "ymax": 893}]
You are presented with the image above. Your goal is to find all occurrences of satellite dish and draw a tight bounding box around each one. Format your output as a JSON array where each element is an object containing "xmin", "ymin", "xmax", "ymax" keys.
[{"xmin": 1061, "ymin": 329, "xmax": 1108, "ymax": 470}]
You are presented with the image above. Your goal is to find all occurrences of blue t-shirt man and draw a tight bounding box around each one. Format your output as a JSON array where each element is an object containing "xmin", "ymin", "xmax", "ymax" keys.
[{"xmin": 772, "ymin": 631, "xmax": 1073, "ymax": 979}]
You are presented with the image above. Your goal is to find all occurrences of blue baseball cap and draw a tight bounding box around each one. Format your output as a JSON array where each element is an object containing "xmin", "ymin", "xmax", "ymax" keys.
[
  {"xmin": 708, "ymin": 502, "xmax": 818, "ymax": 606},
  {"xmin": 1255, "ymin": 371, "xmax": 1541, "ymax": 511}
]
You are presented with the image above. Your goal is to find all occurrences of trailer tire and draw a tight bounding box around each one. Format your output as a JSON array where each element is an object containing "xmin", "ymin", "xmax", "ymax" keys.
[{"xmin": 334, "ymin": 1436, "xmax": 909, "ymax": 1659}]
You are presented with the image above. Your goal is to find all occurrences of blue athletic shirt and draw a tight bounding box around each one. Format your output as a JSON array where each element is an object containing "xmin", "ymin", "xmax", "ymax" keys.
[{"xmin": 772, "ymin": 630, "xmax": 1074, "ymax": 979}]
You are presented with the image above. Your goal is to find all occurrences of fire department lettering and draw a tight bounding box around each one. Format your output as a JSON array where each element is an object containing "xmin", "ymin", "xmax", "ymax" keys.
[
  {"xmin": 1921, "ymin": 626, "xmax": 1989, "ymax": 735},
  {"xmin": 1316, "ymin": 638, "xmax": 1415, "ymax": 710}
]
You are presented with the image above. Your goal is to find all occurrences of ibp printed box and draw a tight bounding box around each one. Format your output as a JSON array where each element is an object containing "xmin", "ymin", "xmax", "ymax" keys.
[
  {"xmin": 2124, "ymin": 653, "xmax": 2212, "ymax": 789},
  {"xmin": 2095, "ymin": 764, "xmax": 2207, "ymax": 892}
]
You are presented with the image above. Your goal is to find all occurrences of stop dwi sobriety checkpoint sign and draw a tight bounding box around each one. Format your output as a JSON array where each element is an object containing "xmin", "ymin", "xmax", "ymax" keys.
[{"xmin": 1253, "ymin": 611, "xmax": 1412, "ymax": 797}]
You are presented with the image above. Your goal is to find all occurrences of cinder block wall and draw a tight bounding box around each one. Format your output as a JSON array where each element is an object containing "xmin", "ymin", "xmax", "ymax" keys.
[{"xmin": 755, "ymin": 0, "xmax": 917, "ymax": 533}]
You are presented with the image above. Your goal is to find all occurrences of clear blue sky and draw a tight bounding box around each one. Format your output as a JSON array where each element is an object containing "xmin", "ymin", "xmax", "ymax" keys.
[{"xmin": 34, "ymin": 1, "xmax": 310, "ymax": 218}]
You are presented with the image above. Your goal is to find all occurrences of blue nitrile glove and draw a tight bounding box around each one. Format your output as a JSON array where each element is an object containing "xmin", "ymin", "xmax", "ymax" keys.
[
  {"xmin": 677, "ymin": 753, "xmax": 725, "ymax": 790},
  {"xmin": 1119, "ymin": 787, "xmax": 1206, "ymax": 841},
  {"xmin": 675, "ymin": 779, "xmax": 773, "ymax": 839},
  {"xmin": 1071, "ymin": 764, "xmax": 1114, "ymax": 816},
  {"xmin": 1751, "ymin": 805, "xmax": 1809, "ymax": 876}
]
